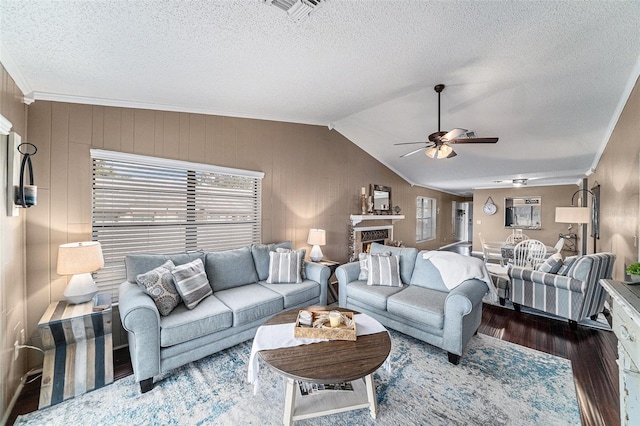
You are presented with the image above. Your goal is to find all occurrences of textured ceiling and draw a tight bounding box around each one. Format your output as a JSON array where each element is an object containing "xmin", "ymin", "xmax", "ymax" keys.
[{"xmin": 1, "ymin": 0, "xmax": 639, "ymax": 195}]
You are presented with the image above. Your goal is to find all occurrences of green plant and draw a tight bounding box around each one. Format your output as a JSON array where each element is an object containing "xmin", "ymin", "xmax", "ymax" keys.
[{"xmin": 626, "ymin": 262, "xmax": 640, "ymax": 276}]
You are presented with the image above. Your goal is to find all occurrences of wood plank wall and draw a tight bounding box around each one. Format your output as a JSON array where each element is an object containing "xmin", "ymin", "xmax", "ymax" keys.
[
  {"xmin": 0, "ymin": 64, "xmax": 28, "ymax": 420},
  {"xmin": 25, "ymin": 101, "xmax": 466, "ymax": 356}
]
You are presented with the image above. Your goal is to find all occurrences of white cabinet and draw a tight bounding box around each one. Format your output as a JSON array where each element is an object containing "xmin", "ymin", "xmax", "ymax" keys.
[{"xmin": 600, "ymin": 279, "xmax": 640, "ymax": 425}]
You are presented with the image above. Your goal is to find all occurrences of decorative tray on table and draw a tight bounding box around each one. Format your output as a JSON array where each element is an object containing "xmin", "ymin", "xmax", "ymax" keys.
[{"xmin": 294, "ymin": 310, "xmax": 357, "ymax": 341}]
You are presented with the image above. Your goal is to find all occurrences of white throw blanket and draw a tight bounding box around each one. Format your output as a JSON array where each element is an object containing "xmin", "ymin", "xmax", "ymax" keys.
[
  {"xmin": 422, "ymin": 251, "xmax": 499, "ymax": 303},
  {"xmin": 247, "ymin": 313, "xmax": 389, "ymax": 394}
]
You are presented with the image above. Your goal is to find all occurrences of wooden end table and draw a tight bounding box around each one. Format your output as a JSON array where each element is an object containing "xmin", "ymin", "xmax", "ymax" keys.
[
  {"xmin": 258, "ymin": 306, "xmax": 391, "ymax": 425},
  {"xmin": 315, "ymin": 259, "xmax": 341, "ymax": 304},
  {"xmin": 37, "ymin": 293, "xmax": 113, "ymax": 408}
]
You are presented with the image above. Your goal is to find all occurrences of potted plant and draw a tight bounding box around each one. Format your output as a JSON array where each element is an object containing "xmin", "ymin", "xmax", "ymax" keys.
[{"xmin": 626, "ymin": 263, "xmax": 640, "ymax": 282}]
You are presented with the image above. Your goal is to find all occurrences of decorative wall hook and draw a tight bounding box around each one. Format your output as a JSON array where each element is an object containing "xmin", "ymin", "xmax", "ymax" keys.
[{"xmin": 14, "ymin": 142, "xmax": 37, "ymax": 208}]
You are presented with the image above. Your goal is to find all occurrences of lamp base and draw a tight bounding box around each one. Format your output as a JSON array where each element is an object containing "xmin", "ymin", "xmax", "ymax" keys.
[
  {"xmin": 310, "ymin": 245, "xmax": 323, "ymax": 262},
  {"xmin": 64, "ymin": 273, "xmax": 99, "ymax": 304}
]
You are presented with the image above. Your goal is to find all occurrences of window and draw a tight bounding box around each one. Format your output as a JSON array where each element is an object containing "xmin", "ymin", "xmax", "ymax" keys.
[
  {"xmin": 416, "ymin": 196, "xmax": 436, "ymax": 242},
  {"xmin": 91, "ymin": 149, "xmax": 264, "ymax": 301}
]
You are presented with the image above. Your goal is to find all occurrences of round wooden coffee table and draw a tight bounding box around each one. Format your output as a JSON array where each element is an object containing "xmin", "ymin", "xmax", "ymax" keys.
[{"xmin": 258, "ymin": 306, "xmax": 391, "ymax": 425}]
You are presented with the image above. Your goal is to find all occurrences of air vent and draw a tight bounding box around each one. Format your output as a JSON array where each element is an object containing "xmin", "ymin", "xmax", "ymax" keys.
[{"xmin": 264, "ymin": 0, "xmax": 327, "ymax": 22}]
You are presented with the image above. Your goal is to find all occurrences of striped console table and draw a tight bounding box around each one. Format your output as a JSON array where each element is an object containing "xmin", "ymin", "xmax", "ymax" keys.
[{"xmin": 37, "ymin": 293, "xmax": 113, "ymax": 408}]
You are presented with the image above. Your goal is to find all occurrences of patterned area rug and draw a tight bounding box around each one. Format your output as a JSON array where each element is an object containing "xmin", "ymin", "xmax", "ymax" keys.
[{"xmin": 17, "ymin": 331, "xmax": 580, "ymax": 425}]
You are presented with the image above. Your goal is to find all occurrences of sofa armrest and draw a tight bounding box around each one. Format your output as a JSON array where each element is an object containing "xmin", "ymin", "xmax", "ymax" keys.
[
  {"xmin": 118, "ymin": 282, "xmax": 161, "ymax": 382},
  {"xmin": 336, "ymin": 262, "xmax": 361, "ymax": 307},
  {"xmin": 508, "ymin": 266, "xmax": 584, "ymax": 292},
  {"xmin": 445, "ymin": 279, "xmax": 488, "ymax": 317},
  {"xmin": 304, "ymin": 261, "xmax": 330, "ymax": 305}
]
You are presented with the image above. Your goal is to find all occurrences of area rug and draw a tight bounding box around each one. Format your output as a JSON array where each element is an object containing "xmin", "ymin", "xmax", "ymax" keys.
[{"xmin": 16, "ymin": 331, "xmax": 580, "ymax": 426}]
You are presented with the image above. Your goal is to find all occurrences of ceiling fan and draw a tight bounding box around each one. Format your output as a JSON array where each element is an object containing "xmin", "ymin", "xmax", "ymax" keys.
[{"xmin": 395, "ymin": 84, "xmax": 499, "ymax": 159}]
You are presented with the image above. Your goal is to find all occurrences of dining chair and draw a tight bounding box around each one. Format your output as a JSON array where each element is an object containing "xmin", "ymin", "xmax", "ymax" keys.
[
  {"xmin": 479, "ymin": 232, "xmax": 504, "ymax": 265},
  {"xmin": 512, "ymin": 239, "xmax": 547, "ymax": 268},
  {"xmin": 553, "ymin": 237, "xmax": 565, "ymax": 253},
  {"xmin": 505, "ymin": 233, "xmax": 529, "ymax": 245}
]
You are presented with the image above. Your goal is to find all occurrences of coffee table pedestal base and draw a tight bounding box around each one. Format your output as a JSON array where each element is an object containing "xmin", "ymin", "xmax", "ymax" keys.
[{"xmin": 283, "ymin": 374, "xmax": 377, "ymax": 425}]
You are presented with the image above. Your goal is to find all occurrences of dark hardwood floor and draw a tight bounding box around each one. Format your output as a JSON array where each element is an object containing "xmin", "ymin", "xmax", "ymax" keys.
[{"xmin": 8, "ymin": 303, "xmax": 618, "ymax": 425}]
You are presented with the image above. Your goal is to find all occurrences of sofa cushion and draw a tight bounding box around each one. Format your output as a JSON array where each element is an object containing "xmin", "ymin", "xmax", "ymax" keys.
[
  {"xmin": 369, "ymin": 243, "xmax": 418, "ymax": 284},
  {"xmin": 135, "ymin": 260, "xmax": 181, "ymax": 316},
  {"xmin": 251, "ymin": 241, "xmax": 293, "ymax": 281},
  {"xmin": 410, "ymin": 251, "xmax": 448, "ymax": 292},
  {"xmin": 159, "ymin": 295, "xmax": 233, "ymax": 347},
  {"xmin": 266, "ymin": 249, "xmax": 304, "ymax": 283},
  {"xmin": 537, "ymin": 252, "xmax": 563, "ymax": 274},
  {"xmin": 345, "ymin": 280, "xmax": 406, "ymax": 311},
  {"xmin": 172, "ymin": 258, "xmax": 212, "ymax": 309},
  {"xmin": 367, "ymin": 254, "xmax": 402, "ymax": 287},
  {"xmin": 125, "ymin": 252, "xmax": 205, "ymax": 283},
  {"xmin": 259, "ymin": 280, "xmax": 320, "ymax": 308},
  {"xmin": 387, "ymin": 286, "xmax": 447, "ymax": 329},
  {"xmin": 214, "ymin": 283, "xmax": 284, "ymax": 326},
  {"xmin": 558, "ymin": 255, "xmax": 578, "ymax": 276},
  {"xmin": 205, "ymin": 247, "xmax": 259, "ymax": 292}
]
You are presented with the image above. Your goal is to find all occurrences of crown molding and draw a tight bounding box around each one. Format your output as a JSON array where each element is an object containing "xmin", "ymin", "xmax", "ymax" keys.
[
  {"xmin": 31, "ymin": 91, "xmax": 326, "ymax": 126},
  {"xmin": 0, "ymin": 42, "xmax": 33, "ymax": 103},
  {"xmin": 0, "ymin": 114, "xmax": 12, "ymax": 135}
]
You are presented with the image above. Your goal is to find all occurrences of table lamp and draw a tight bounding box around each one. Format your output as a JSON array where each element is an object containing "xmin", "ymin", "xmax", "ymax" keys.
[
  {"xmin": 57, "ymin": 241, "xmax": 104, "ymax": 304},
  {"xmin": 307, "ymin": 229, "xmax": 326, "ymax": 262}
]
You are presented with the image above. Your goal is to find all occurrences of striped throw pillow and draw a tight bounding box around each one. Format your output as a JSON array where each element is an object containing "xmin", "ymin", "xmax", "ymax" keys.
[
  {"xmin": 276, "ymin": 247, "xmax": 306, "ymax": 280},
  {"xmin": 267, "ymin": 250, "xmax": 303, "ymax": 284},
  {"xmin": 367, "ymin": 254, "xmax": 402, "ymax": 287},
  {"xmin": 136, "ymin": 260, "xmax": 181, "ymax": 316},
  {"xmin": 171, "ymin": 258, "xmax": 212, "ymax": 309},
  {"xmin": 537, "ymin": 252, "xmax": 563, "ymax": 274}
]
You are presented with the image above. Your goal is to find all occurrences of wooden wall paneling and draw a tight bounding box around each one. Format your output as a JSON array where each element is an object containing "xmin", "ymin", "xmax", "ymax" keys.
[
  {"xmin": 178, "ymin": 113, "xmax": 189, "ymax": 161},
  {"xmin": 91, "ymin": 106, "xmax": 104, "ymax": 148},
  {"xmin": 67, "ymin": 143, "xmax": 91, "ymax": 224},
  {"xmin": 220, "ymin": 116, "xmax": 237, "ymax": 167},
  {"xmin": 68, "ymin": 104, "xmax": 92, "ymax": 145},
  {"xmin": 133, "ymin": 109, "xmax": 155, "ymax": 155},
  {"xmin": 26, "ymin": 102, "xmax": 52, "ymax": 190},
  {"xmin": 102, "ymin": 107, "xmax": 122, "ymax": 152},
  {"xmin": 162, "ymin": 111, "xmax": 180, "ymax": 160},
  {"xmin": 153, "ymin": 111, "xmax": 164, "ymax": 156},
  {"xmin": 204, "ymin": 114, "xmax": 223, "ymax": 166},
  {"xmin": 188, "ymin": 114, "xmax": 205, "ymax": 162},
  {"xmin": 120, "ymin": 108, "xmax": 134, "ymax": 153}
]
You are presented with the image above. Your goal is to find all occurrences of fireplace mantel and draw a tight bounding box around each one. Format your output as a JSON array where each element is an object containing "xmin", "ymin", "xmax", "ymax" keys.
[{"xmin": 350, "ymin": 214, "xmax": 405, "ymax": 226}]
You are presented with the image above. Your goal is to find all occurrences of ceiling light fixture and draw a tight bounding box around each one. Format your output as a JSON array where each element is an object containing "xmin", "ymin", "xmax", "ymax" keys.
[
  {"xmin": 425, "ymin": 144, "xmax": 455, "ymax": 159},
  {"xmin": 512, "ymin": 179, "xmax": 528, "ymax": 187},
  {"xmin": 263, "ymin": 0, "xmax": 326, "ymax": 22}
]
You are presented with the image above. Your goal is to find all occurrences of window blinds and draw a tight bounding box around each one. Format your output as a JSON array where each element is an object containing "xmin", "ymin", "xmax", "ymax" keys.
[{"xmin": 90, "ymin": 149, "xmax": 264, "ymax": 302}]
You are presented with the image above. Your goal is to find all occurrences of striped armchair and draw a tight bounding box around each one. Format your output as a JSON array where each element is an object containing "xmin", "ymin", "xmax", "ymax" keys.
[{"xmin": 507, "ymin": 253, "xmax": 615, "ymax": 329}]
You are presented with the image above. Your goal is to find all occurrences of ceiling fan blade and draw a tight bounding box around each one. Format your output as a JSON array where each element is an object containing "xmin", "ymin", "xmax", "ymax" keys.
[
  {"xmin": 393, "ymin": 141, "xmax": 428, "ymax": 146},
  {"xmin": 446, "ymin": 149, "xmax": 457, "ymax": 158},
  {"xmin": 400, "ymin": 147, "xmax": 427, "ymax": 158},
  {"xmin": 449, "ymin": 137, "xmax": 499, "ymax": 144},
  {"xmin": 441, "ymin": 128, "xmax": 468, "ymax": 141}
]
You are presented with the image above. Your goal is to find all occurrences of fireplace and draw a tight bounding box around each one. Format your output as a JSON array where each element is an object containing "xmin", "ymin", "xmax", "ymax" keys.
[{"xmin": 349, "ymin": 225, "xmax": 393, "ymax": 261}]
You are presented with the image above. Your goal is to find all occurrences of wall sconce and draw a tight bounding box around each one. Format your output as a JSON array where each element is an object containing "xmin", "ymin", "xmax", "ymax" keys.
[
  {"xmin": 57, "ymin": 241, "xmax": 105, "ymax": 304},
  {"xmin": 555, "ymin": 188, "xmax": 597, "ymax": 255},
  {"xmin": 307, "ymin": 229, "xmax": 326, "ymax": 262}
]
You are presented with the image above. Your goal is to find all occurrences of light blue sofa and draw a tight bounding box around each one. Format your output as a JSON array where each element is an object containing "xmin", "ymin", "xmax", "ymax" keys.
[
  {"xmin": 119, "ymin": 242, "xmax": 330, "ymax": 393},
  {"xmin": 336, "ymin": 243, "xmax": 490, "ymax": 364}
]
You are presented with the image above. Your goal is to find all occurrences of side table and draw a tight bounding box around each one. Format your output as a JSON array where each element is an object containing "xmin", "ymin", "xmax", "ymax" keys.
[
  {"xmin": 316, "ymin": 259, "xmax": 341, "ymax": 304},
  {"xmin": 37, "ymin": 293, "xmax": 113, "ymax": 408}
]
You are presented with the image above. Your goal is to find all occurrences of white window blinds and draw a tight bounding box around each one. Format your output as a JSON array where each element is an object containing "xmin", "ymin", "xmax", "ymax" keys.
[
  {"xmin": 416, "ymin": 196, "xmax": 436, "ymax": 242},
  {"xmin": 90, "ymin": 150, "xmax": 264, "ymax": 301}
]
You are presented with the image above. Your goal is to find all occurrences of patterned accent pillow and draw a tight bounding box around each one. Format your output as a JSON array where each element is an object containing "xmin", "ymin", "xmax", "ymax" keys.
[
  {"xmin": 267, "ymin": 250, "xmax": 303, "ymax": 284},
  {"xmin": 359, "ymin": 251, "xmax": 391, "ymax": 280},
  {"xmin": 537, "ymin": 252, "xmax": 563, "ymax": 274},
  {"xmin": 367, "ymin": 254, "xmax": 401, "ymax": 287},
  {"xmin": 557, "ymin": 255, "xmax": 578, "ymax": 276},
  {"xmin": 136, "ymin": 260, "xmax": 181, "ymax": 316},
  {"xmin": 171, "ymin": 258, "xmax": 212, "ymax": 309},
  {"xmin": 276, "ymin": 248, "xmax": 306, "ymax": 280}
]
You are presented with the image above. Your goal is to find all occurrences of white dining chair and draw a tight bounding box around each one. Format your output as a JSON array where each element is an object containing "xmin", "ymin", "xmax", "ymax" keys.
[
  {"xmin": 479, "ymin": 232, "xmax": 504, "ymax": 265},
  {"xmin": 505, "ymin": 233, "xmax": 529, "ymax": 245},
  {"xmin": 553, "ymin": 237, "xmax": 565, "ymax": 253},
  {"xmin": 512, "ymin": 239, "xmax": 547, "ymax": 268}
]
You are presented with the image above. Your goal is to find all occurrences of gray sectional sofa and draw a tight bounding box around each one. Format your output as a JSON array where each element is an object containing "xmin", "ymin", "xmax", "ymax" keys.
[
  {"xmin": 118, "ymin": 242, "xmax": 330, "ymax": 392},
  {"xmin": 336, "ymin": 243, "xmax": 492, "ymax": 364}
]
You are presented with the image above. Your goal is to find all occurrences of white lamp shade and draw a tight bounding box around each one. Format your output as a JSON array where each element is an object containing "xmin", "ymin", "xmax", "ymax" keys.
[
  {"xmin": 57, "ymin": 241, "xmax": 104, "ymax": 275},
  {"xmin": 307, "ymin": 229, "xmax": 326, "ymax": 246},
  {"xmin": 555, "ymin": 207, "xmax": 590, "ymax": 224}
]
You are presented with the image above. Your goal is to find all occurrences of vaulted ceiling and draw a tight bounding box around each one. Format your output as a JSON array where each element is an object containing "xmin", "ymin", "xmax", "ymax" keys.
[{"xmin": 1, "ymin": 1, "xmax": 639, "ymax": 195}]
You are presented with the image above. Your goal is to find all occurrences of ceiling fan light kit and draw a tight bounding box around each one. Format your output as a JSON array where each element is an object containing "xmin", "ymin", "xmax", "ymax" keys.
[{"xmin": 395, "ymin": 83, "xmax": 499, "ymax": 159}]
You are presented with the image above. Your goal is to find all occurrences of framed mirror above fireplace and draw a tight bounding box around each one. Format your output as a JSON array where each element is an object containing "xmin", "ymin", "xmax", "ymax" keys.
[{"xmin": 370, "ymin": 184, "xmax": 392, "ymax": 214}]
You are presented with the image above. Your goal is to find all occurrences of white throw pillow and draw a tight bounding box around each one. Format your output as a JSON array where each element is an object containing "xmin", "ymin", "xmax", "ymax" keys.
[{"xmin": 367, "ymin": 254, "xmax": 402, "ymax": 287}]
